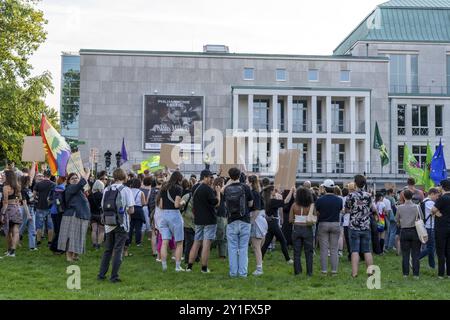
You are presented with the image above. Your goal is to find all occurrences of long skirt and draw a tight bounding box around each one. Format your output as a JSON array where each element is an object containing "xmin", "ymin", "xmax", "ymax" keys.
[{"xmin": 57, "ymin": 215, "xmax": 89, "ymax": 254}]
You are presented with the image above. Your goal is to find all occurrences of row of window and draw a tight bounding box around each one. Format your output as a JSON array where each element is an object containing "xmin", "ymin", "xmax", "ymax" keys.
[
  {"xmin": 243, "ymin": 68, "xmax": 351, "ymax": 82},
  {"xmin": 397, "ymin": 104, "xmax": 443, "ymax": 136}
]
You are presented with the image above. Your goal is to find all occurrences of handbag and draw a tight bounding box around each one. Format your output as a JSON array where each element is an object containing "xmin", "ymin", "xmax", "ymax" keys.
[
  {"xmin": 306, "ymin": 204, "xmax": 317, "ymax": 225},
  {"xmin": 415, "ymin": 205, "xmax": 428, "ymax": 244}
]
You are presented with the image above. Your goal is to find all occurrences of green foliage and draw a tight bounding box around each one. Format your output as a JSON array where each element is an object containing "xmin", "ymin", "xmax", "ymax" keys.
[{"xmin": 0, "ymin": 0, "xmax": 57, "ymax": 166}]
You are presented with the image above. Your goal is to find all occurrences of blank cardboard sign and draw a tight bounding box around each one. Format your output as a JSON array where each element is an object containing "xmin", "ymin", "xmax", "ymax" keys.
[
  {"xmin": 22, "ymin": 136, "xmax": 46, "ymax": 162},
  {"xmin": 160, "ymin": 144, "xmax": 181, "ymax": 169},
  {"xmin": 274, "ymin": 149, "xmax": 300, "ymax": 190}
]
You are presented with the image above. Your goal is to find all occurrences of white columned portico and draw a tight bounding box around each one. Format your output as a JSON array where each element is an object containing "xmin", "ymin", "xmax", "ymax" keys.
[{"xmin": 326, "ymin": 96, "xmax": 332, "ymax": 173}]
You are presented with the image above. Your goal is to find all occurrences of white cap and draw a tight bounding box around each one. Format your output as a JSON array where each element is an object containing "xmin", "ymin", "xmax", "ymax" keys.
[{"xmin": 322, "ymin": 179, "xmax": 335, "ymax": 188}]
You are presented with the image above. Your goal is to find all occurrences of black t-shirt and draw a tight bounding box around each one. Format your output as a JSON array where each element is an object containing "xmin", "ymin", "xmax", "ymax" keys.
[
  {"xmin": 225, "ymin": 183, "xmax": 253, "ymax": 224},
  {"xmin": 249, "ymin": 189, "xmax": 263, "ymax": 211},
  {"xmin": 33, "ymin": 179, "xmax": 56, "ymax": 210},
  {"xmin": 264, "ymin": 199, "xmax": 285, "ymax": 218},
  {"xmin": 21, "ymin": 188, "xmax": 33, "ymax": 205},
  {"xmin": 216, "ymin": 197, "xmax": 227, "ymax": 217},
  {"xmin": 88, "ymin": 191, "xmax": 103, "ymax": 215},
  {"xmin": 315, "ymin": 194, "xmax": 343, "ymax": 223},
  {"xmin": 433, "ymin": 193, "xmax": 450, "ymax": 231},
  {"xmin": 192, "ymin": 183, "xmax": 219, "ymax": 225},
  {"xmin": 161, "ymin": 185, "xmax": 183, "ymax": 210}
]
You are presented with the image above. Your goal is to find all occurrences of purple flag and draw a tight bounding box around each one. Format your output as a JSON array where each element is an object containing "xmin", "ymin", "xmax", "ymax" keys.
[{"xmin": 121, "ymin": 138, "xmax": 128, "ymax": 164}]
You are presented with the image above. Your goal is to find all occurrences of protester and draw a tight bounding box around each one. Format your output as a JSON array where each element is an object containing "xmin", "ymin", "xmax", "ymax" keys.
[
  {"xmin": 148, "ymin": 170, "xmax": 164, "ymax": 257},
  {"xmin": 261, "ymin": 184, "xmax": 295, "ymax": 263},
  {"xmin": 345, "ymin": 175, "xmax": 375, "ymax": 278},
  {"xmin": 213, "ymin": 177, "xmax": 227, "ymax": 259},
  {"xmin": 396, "ymin": 189, "xmax": 423, "ymax": 278},
  {"xmin": 88, "ymin": 180, "xmax": 105, "ymax": 250},
  {"xmin": 248, "ymin": 175, "xmax": 267, "ymax": 276},
  {"xmin": 158, "ymin": 171, "xmax": 185, "ymax": 272},
  {"xmin": 33, "ymin": 170, "xmax": 55, "ymax": 247},
  {"xmin": 125, "ymin": 178, "xmax": 146, "ymax": 252},
  {"xmin": 19, "ymin": 175, "xmax": 37, "ymax": 251},
  {"xmin": 375, "ymin": 192, "xmax": 387, "ymax": 253},
  {"xmin": 180, "ymin": 180, "xmax": 195, "ymax": 265},
  {"xmin": 186, "ymin": 169, "xmax": 220, "ymax": 273},
  {"xmin": 334, "ymin": 185, "xmax": 345, "ymax": 257},
  {"xmin": 48, "ymin": 177, "xmax": 66, "ymax": 254},
  {"xmin": 418, "ymin": 188, "xmax": 439, "ymax": 269},
  {"xmin": 223, "ymin": 167, "xmax": 253, "ymax": 277},
  {"xmin": 385, "ymin": 189, "xmax": 398, "ymax": 252},
  {"xmin": 282, "ymin": 188, "xmax": 294, "ymax": 250},
  {"xmin": 341, "ymin": 185, "xmax": 352, "ymax": 261},
  {"xmin": 399, "ymin": 178, "xmax": 425, "ymax": 204},
  {"xmin": 58, "ymin": 169, "xmax": 91, "ymax": 262},
  {"xmin": 98, "ymin": 168, "xmax": 135, "ymax": 283},
  {"xmin": 316, "ymin": 179, "xmax": 342, "ymax": 275},
  {"xmin": 140, "ymin": 176, "xmax": 152, "ymax": 241},
  {"xmin": 432, "ymin": 179, "xmax": 450, "ymax": 279},
  {"xmin": 1, "ymin": 170, "xmax": 23, "ymax": 257},
  {"xmin": 290, "ymin": 187, "xmax": 316, "ymax": 276}
]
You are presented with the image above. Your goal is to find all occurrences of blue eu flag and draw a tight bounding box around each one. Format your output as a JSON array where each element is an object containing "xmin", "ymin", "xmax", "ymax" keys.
[{"xmin": 430, "ymin": 139, "xmax": 448, "ymax": 185}]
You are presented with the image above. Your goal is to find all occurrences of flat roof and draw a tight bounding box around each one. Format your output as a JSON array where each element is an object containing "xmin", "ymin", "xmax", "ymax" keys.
[{"xmin": 79, "ymin": 49, "xmax": 389, "ymax": 62}]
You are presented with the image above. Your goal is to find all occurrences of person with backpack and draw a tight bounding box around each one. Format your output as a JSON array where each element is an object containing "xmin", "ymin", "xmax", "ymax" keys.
[
  {"xmin": 375, "ymin": 192, "xmax": 387, "ymax": 253},
  {"xmin": 88, "ymin": 180, "xmax": 105, "ymax": 250},
  {"xmin": 125, "ymin": 178, "xmax": 146, "ymax": 254},
  {"xmin": 186, "ymin": 169, "xmax": 221, "ymax": 273},
  {"xmin": 33, "ymin": 170, "xmax": 55, "ymax": 247},
  {"xmin": 148, "ymin": 171, "xmax": 164, "ymax": 257},
  {"xmin": 98, "ymin": 168, "xmax": 135, "ymax": 283},
  {"xmin": 223, "ymin": 167, "xmax": 254, "ymax": 277},
  {"xmin": 181, "ymin": 180, "xmax": 195, "ymax": 265},
  {"xmin": 58, "ymin": 169, "xmax": 91, "ymax": 262},
  {"xmin": 419, "ymin": 188, "xmax": 439, "ymax": 269},
  {"xmin": 385, "ymin": 189, "xmax": 398, "ymax": 252},
  {"xmin": 48, "ymin": 177, "xmax": 66, "ymax": 254}
]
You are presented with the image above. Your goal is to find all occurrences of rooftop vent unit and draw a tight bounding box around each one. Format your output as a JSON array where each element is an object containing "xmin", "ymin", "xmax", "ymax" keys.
[{"xmin": 203, "ymin": 44, "xmax": 229, "ymax": 53}]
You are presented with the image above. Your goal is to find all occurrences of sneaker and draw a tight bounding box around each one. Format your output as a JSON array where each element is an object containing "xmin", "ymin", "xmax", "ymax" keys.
[
  {"xmin": 201, "ymin": 268, "xmax": 211, "ymax": 274},
  {"xmin": 29, "ymin": 248, "xmax": 38, "ymax": 251},
  {"xmin": 6, "ymin": 252, "xmax": 15, "ymax": 257},
  {"xmin": 287, "ymin": 259, "xmax": 294, "ymax": 265},
  {"xmin": 162, "ymin": 266, "xmax": 167, "ymax": 272},
  {"xmin": 171, "ymin": 256, "xmax": 176, "ymax": 260},
  {"xmin": 176, "ymin": 267, "xmax": 186, "ymax": 272},
  {"xmin": 413, "ymin": 276, "xmax": 420, "ymax": 280},
  {"xmin": 136, "ymin": 244, "xmax": 143, "ymax": 247},
  {"xmin": 110, "ymin": 278, "xmax": 122, "ymax": 283},
  {"xmin": 156, "ymin": 258, "xmax": 162, "ymax": 262},
  {"xmin": 97, "ymin": 275, "xmax": 106, "ymax": 281},
  {"xmin": 252, "ymin": 269, "xmax": 263, "ymax": 276},
  {"xmin": 185, "ymin": 268, "xmax": 192, "ymax": 272},
  {"xmin": 338, "ymin": 250, "xmax": 343, "ymax": 257}
]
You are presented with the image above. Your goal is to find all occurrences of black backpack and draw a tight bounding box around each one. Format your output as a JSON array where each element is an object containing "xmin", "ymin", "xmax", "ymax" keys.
[
  {"xmin": 420, "ymin": 199, "xmax": 432, "ymax": 223},
  {"xmin": 102, "ymin": 185, "xmax": 125, "ymax": 226},
  {"xmin": 48, "ymin": 188, "xmax": 66, "ymax": 214},
  {"xmin": 224, "ymin": 183, "xmax": 246, "ymax": 217}
]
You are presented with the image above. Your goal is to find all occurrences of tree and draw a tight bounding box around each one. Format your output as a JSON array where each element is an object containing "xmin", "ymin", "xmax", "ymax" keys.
[{"xmin": 0, "ymin": 0, "xmax": 58, "ymax": 166}]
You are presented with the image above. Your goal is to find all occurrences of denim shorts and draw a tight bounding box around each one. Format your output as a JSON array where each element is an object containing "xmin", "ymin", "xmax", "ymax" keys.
[
  {"xmin": 194, "ymin": 224, "xmax": 217, "ymax": 241},
  {"xmin": 35, "ymin": 209, "xmax": 54, "ymax": 230},
  {"xmin": 159, "ymin": 209, "xmax": 184, "ymax": 242},
  {"xmin": 349, "ymin": 229, "xmax": 371, "ymax": 253}
]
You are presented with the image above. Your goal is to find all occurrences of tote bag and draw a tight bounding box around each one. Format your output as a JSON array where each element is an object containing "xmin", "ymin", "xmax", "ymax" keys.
[{"xmin": 415, "ymin": 205, "xmax": 428, "ymax": 244}]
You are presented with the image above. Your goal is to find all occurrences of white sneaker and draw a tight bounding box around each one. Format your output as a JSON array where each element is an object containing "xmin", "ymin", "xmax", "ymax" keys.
[
  {"xmin": 287, "ymin": 259, "xmax": 294, "ymax": 264},
  {"xmin": 185, "ymin": 268, "xmax": 192, "ymax": 272},
  {"xmin": 253, "ymin": 269, "xmax": 263, "ymax": 276},
  {"xmin": 6, "ymin": 252, "xmax": 15, "ymax": 257},
  {"xmin": 156, "ymin": 258, "xmax": 162, "ymax": 262},
  {"xmin": 201, "ymin": 268, "xmax": 211, "ymax": 274},
  {"xmin": 175, "ymin": 267, "xmax": 186, "ymax": 272},
  {"xmin": 30, "ymin": 248, "xmax": 38, "ymax": 251},
  {"xmin": 171, "ymin": 256, "xmax": 176, "ymax": 260}
]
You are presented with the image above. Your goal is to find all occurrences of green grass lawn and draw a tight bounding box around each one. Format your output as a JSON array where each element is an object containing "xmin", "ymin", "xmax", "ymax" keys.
[{"xmin": 1, "ymin": 235, "xmax": 450, "ymax": 300}]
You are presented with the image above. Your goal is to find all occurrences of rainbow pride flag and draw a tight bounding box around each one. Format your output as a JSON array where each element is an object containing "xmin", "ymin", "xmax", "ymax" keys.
[{"xmin": 40, "ymin": 114, "xmax": 71, "ymax": 176}]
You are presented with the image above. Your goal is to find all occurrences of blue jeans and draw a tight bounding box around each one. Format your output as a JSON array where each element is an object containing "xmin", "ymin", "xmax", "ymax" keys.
[
  {"xmin": 19, "ymin": 206, "xmax": 36, "ymax": 249},
  {"xmin": 386, "ymin": 220, "xmax": 397, "ymax": 250},
  {"xmin": 226, "ymin": 220, "xmax": 251, "ymax": 277},
  {"xmin": 35, "ymin": 209, "xmax": 54, "ymax": 231},
  {"xmin": 419, "ymin": 228, "xmax": 436, "ymax": 268}
]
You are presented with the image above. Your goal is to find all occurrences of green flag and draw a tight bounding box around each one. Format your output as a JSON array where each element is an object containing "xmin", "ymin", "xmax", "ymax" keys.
[
  {"xmin": 373, "ymin": 122, "xmax": 389, "ymax": 166},
  {"xmin": 403, "ymin": 144, "xmax": 424, "ymax": 186},
  {"xmin": 422, "ymin": 142, "xmax": 435, "ymax": 192}
]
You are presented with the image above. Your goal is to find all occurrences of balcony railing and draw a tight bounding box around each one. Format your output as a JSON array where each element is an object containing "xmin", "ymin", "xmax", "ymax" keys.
[
  {"xmin": 398, "ymin": 127, "xmax": 406, "ymax": 135},
  {"xmin": 331, "ymin": 121, "xmax": 351, "ymax": 133},
  {"xmin": 436, "ymin": 127, "xmax": 443, "ymax": 136},
  {"xmin": 292, "ymin": 123, "xmax": 311, "ymax": 133},
  {"xmin": 412, "ymin": 127, "xmax": 429, "ymax": 136},
  {"xmin": 389, "ymin": 85, "xmax": 450, "ymax": 96},
  {"xmin": 356, "ymin": 120, "xmax": 366, "ymax": 134}
]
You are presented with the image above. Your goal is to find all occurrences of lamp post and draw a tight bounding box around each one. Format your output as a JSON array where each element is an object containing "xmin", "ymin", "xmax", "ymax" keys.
[
  {"xmin": 115, "ymin": 151, "xmax": 121, "ymax": 168},
  {"xmin": 104, "ymin": 150, "xmax": 112, "ymax": 169}
]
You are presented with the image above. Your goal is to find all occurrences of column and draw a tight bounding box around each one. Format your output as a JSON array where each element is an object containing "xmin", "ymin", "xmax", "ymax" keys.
[
  {"xmin": 247, "ymin": 94, "xmax": 254, "ymax": 170},
  {"xmin": 405, "ymin": 103, "xmax": 412, "ymax": 136},
  {"xmin": 272, "ymin": 94, "xmax": 278, "ymax": 131},
  {"xmin": 429, "ymin": 104, "xmax": 436, "ymax": 137},
  {"xmin": 326, "ymin": 96, "xmax": 332, "ymax": 173},
  {"xmin": 364, "ymin": 96, "xmax": 371, "ymax": 173},
  {"xmin": 233, "ymin": 93, "xmax": 239, "ymax": 131},
  {"xmin": 311, "ymin": 137, "xmax": 317, "ymax": 173},
  {"xmin": 311, "ymin": 96, "xmax": 317, "ymax": 134},
  {"xmin": 248, "ymin": 94, "xmax": 254, "ymax": 130},
  {"xmin": 350, "ymin": 96, "xmax": 356, "ymax": 134},
  {"xmin": 287, "ymin": 95, "xmax": 293, "ymax": 134}
]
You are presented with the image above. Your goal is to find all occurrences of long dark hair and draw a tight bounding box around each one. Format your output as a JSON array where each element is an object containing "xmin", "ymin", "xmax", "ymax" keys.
[
  {"xmin": 248, "ymin": 175, "xmax": 260, "ymax": 192},
  {"xmin": 4, "ymin": 170, "xmax": 20, "ymax": 194},
  {"xmin": 262, "ymin": 185, "xmax": 274, "ymax": 213},
  {"xmin": 161, "ymin": 171, "xmax": 183, "ymax": 193},
  {"xmin": 295, "ymin": 187, "xmax": 313, "ymax": 208}
]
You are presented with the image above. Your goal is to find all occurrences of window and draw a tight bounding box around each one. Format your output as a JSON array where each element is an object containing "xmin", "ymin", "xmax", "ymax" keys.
[
  {"xmin": 243, "ymin": 68, "xmax": 254, "ymax": 80},
  {"xmin": 388, "ymin": 54, "xmax": 419, "ymax": 93},
  {"xmin": 292, "ymin": 100, "xmax": 308, "ymax": 132},
  {"xmin": 447, "ymin": 55, "xmax": 450, "ymax": 95},
  {"xmin": 411, "ymin": 55, "xmax": 418, "ymax": 93},
  {"xmin": 317, "ymin": 101, "xmax": 324, "ymax": 132},
  {"xmin": 331, "ymin": 101, "xmax": 346, "ymax": 132},
  {"xmin": 397, "ymin": 105, "xmax": 406, "ymax": 135},
  {"xmin": 317, "ymin": 143, "xmax": 323, "ymax": 173},
  {"xmin": 412, "ymin": 145, "xmax": 427, "ymax": 169},
  {"xmin": 276, "ymin": 69, "xmax": 286, "ymax": 81},
  {"xmin": 398, "ymin": 145, "xmax": 405, "ymax": 174},
  {"xmin": 333, "ymin": 144, "xmax": 345, "ymax": 173},
  {"xmin": 308, "ymin": 69, "xmax": 318, "ymax": 81},
  {"xmin": 340, "ymin": 70, "xmax": 350, "ymax": 82},
  {"xmin": 412, "ymin": 105, "xmax": 428, "ymax": 135},
  {"xmin": 292, "ymin": 143, "xmax": 308, "ymax": 173},
  {"xmin": 277, "ymin": 100, "xmax": 285, "ymax": 131},
  {"xmin": 436, "ymin": 105, "xmax": 443, "ymax": 136},
  {"xmin": 253, "ymin": 99, "xmax": 269, "ymax": 130}
]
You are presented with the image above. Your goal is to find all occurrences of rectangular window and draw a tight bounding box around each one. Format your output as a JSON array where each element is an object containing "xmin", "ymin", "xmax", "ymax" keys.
[
  {"xmin": 292, "ymin": 143, "xmax": 308, "ymax": 173},
  {"xmin": 436, "ymin": 105, "xmax": 443, "ymax": 136},
  {"xmin": 411, "ymin": 55, "xmax": 418, "ymax": 93},
  {"xmin": 331, "ymin": 101, "xmax": 346, "ymax": 133},
  {"xmin": 317, "ymin": 100, "xmax": 323, "ymax": 132},
  {"xmin": 308, "ymin": 69, "xmax": 318, "ymax": 81},
  {"xmin": 293, "ymin": 100, "xmax": 308, "ymax": 132},
  {"xmin": 412, "ymin": 105, "xmax": 428, "ymax": 135},
  {"xmin": 253, "ymin": 99, "xmax": 269, "ymax": 130},
  {"xmin": 397, "ymin": 105, "xmax": 406, "ymax": 135},
  {"xmin": 317, "ymin": 143, "xmax": 322, "ymax": 174},
  {"xmin": 278, "ymin": 100, "xmax": 285, "ymax": 131},
  {"xmin": 243, "ymin": 68, "xmax": 254, "ymax": 80},
  {"xmin": 340, "ymin": 70, "xmax": 350, "ymax": 82},
  {"xmin": 389, "ymin": 54, "xmax": 407, "ymax": 93},
  {"xmin": 398, "ymin": 145, "xmax": 405, "ymax": 174},
  {"xmin": 333, "ymin": 144, "xmax": 345, "ymax": 173},
  {"xmin": 412, "ymin": 145, "xmax": 427, "ymax": 169},
  {"xmin": 276, "ymin": 69, "xmax": 286, "ymax": 81}
]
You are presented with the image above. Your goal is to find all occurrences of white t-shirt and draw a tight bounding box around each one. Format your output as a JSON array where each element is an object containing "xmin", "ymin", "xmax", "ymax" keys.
[
  {"xmin": 376, "ymin": 201, "xmax": 386, "ymax": 216},
  {"xmin": 131, "ymin": 188, "xmax": 144, "ymax": 207},
  {"xmin": 102, "ymin": 183, "xmax": 135, "ymax": 233},
  {"xmin": 423, "ymin": 198, "xmax": 435, "ymax": 229},
  {"xmin": 383, "ymin": 198, "xmax": 392, "ymax": 212},
  {"xmin": 342, "ymin": 196, "xmax": 350, "ymax": 227}
]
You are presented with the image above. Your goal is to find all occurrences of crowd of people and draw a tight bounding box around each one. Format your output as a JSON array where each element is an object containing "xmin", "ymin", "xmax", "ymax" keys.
[{"xmin": 1, "ymin": 161, "xmax": 450, "ymax": 282}]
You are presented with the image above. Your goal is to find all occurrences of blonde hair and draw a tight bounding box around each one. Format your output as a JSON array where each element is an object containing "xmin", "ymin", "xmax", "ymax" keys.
[
  {"xmin": 347, "ymin": 182, "xmax": 356, "ymax": 192},
  {"xmin": 92, "ymin": 180, "xmax": 105, "ymax": 193}
]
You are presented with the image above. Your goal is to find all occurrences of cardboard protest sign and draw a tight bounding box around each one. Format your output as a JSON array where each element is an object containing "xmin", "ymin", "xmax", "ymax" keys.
[
  {"xmin": 132, "ymin": 164, "xmax": 141, "ymax": 171},
  {"xmin": 219, "ymin": 137, "xmax": 246, "ymax": 177},
  {"xmin": 274, "ymin": 149, "xmax": 300, "ymax": 190},
  {"xmin": 21, "ymin": 136, "xmax": 45, "ymax": 162},
  {"xmin": 160, "ymin": 144, "xmax": 181, "ymax": 169},
  {"xmin": 66, "ymin": 151, "xmax": 84, "ymax": 177}
]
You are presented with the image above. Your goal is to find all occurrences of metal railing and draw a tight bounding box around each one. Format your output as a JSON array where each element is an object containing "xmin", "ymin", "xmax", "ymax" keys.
[
  {"xmin": 292, "ymin": 123, "xmax": 311, "ymax": 133},
  {"xmin": 389, "ymin": 85, "xmax": 450, "ymax": 96},
  {"xmin": 356, "ymin": 120, "xmax": 366, "ymax": 134},
  {"xmin": 331, "ymin": 120, "xmax": 351, "ymax": 133},
  {"xmin": 436, "ymin": 127, "xmax": 444, "ymax": 136},
  {"xmin": 412, "ymin": 127, "xmax": 429, "ymax": 136},
  {"xmin": 398, "ymin": 127, "xmax": 406, "ymax": 135}
]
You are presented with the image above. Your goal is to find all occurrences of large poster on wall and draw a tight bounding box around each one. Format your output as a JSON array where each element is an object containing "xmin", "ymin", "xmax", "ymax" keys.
[{"xmin": 142, "ymin": 95, "xmax": 204, "ymax": 151}]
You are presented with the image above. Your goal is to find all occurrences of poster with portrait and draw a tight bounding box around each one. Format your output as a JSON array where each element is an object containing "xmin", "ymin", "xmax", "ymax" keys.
[{"xmin": 143, "ymin": 95, "xmax": 204, "ymax": 152}]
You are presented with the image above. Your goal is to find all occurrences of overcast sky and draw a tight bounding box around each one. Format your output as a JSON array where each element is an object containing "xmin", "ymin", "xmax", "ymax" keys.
[{"xmin": 30, "ymin": 0, "xmax": 383, "ymax": 111}]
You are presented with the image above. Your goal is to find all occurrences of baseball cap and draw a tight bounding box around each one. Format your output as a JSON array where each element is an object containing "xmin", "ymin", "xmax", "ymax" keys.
[
  {"xmin": 322, "ymin": 179, "xmax": 335, "ymax": 188},
  {"xmin": 200, "ymin": 169, "xmax": 215, "ymax": 180}
]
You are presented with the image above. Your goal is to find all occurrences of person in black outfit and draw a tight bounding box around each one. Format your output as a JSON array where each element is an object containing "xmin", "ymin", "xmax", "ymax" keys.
[
  {"xmin": 432, "ymin": 179, "xmax": 450, "ymax": 279},
  {"xmin": 88, "ymin": 180, "xmax": 105, "ymax": 250},
  {"xmin": 281, "ymin": 189, "xmax": 294, "ymax": 248},
  {"xmin": 261, "ymin": 185, "xmax": 295, "ymax": 263}
]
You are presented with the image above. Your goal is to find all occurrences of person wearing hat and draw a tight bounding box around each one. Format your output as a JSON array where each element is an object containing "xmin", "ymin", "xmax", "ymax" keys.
[
  {"xmin": 315, "ymin": 179, "xmax": 343, "ymax": 275},
  {"xmin": 186, "ymin": 169, "xmax": 221, "ymax": 273}
]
